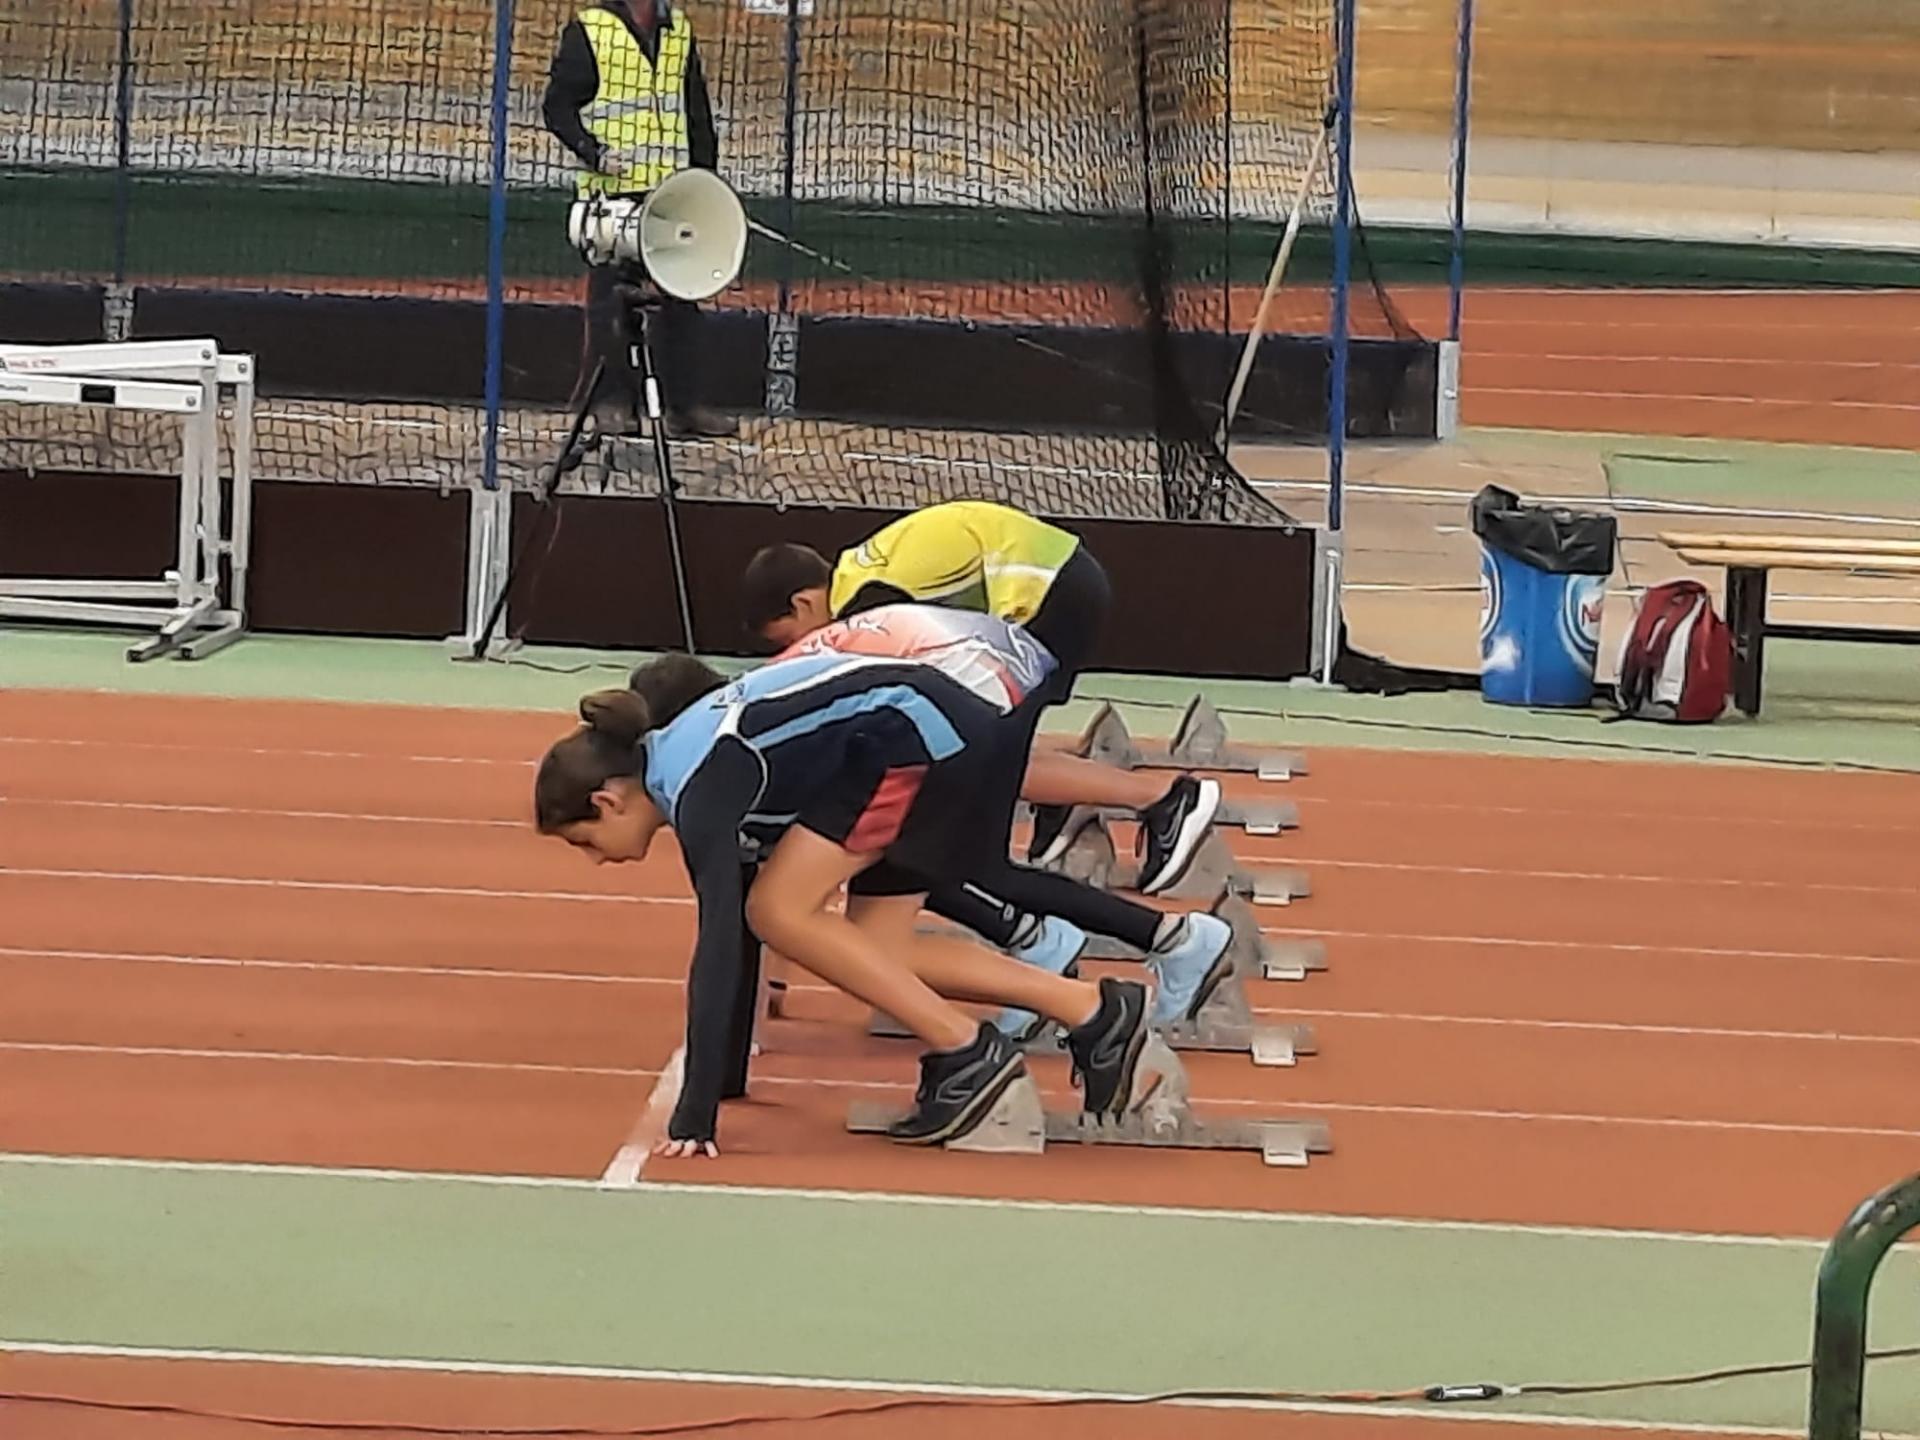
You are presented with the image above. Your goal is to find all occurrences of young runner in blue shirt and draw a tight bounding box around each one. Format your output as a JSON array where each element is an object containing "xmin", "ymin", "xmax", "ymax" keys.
[{"xmin": 533, "ymin": 649, "xmax": 1154, "ymax": 1155}]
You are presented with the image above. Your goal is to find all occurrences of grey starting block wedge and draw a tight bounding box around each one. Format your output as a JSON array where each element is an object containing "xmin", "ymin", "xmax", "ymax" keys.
[
  {"xmin": 1077, "ymin": 699, "xmax": 1306, "ymax": 781},
  {"xmin": 1048, "ymin": 810, "xmax": 1310, "ymax": 906},
  {"xmin": 846, "ymin": 1036, "xmax": 1332, "ymax": 1167}
]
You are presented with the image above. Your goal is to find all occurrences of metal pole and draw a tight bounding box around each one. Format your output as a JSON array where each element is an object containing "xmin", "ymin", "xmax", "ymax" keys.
[
  {"xmin": 481, "ymin": 0, "xmax": 516, "ymax": 500},
  {"xmin": 111, "ymin": 0, "xmax": 135, "ymax": 291},
  {"xmin": 1807, "ymin": 1172, "xmax": 1920, "ymax": 1440},
  {"xmin": 1321, "ymin": 0, "xmax": 1357, "ymax": 685},
  {"xmin": 1447, "ymin": 0, "xmax": 1475, "ymax": 342},
  {"xmin": 764, "ymin": 0, "xmax": 804, "ymax": 419}
]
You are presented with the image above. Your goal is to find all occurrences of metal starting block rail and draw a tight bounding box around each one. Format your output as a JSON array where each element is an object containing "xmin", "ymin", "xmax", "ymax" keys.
[
  {"xmin": 1077, "ymin": 698, "xmax": 1306, "ymax": 781},
  {"xmin": 0, "ymin": 338, "xmax": 255, "ymax": 660},
  {"xmin": 846, "ymin": 1035, "xmax": 1334, "ymax": 1167},
  {"xmin": 1018, "ymin": 793, "xmax": 1298, "ymax": 837},
  {"xmin": 1044, "ymin": 808, "xmax": 1311, "ymax": 906}
]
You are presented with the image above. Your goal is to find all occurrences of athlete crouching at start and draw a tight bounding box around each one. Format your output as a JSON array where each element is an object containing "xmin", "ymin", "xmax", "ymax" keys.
[{"xmin": 533, "ymin": 650, "xmax": 1155, "ymax": 1156}]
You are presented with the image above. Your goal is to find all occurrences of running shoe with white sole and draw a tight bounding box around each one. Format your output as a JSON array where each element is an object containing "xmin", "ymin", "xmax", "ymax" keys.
[{"xmin": 1135, "ymin": 775, "xmax": 1223, "ymax": 895}]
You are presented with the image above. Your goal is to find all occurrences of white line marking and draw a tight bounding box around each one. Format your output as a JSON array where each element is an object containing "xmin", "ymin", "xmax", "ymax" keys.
[
  {"xmin": 1248, "ymin": 476, "xmax": 1920, "ymax": 532},
  {"xmin": 1260, "ymin": 924, "xmax": 1920, "ymax": 970},
  {"xmin": 0, "ymin": 1151, "xmax": 1831, "ymax": 1245},
  {"xmin": 1287, "ymin": 795, "xmax": 1920, "ymax": 836},
  {"xmin": 1277, "ymin": 1009, "xmax": 1920, "ymax": 1048},
  {"xmin": 0, "ymin": 796, "xmax": 520, "ymax": 828},
  {"xmin": 4, "ymin": 1042, "xmax": 1912, "ymax": 1139},
  {"xmin": 0, "ymin": 735, "xmax": 531, "ymax": 766},
  {"xmin": 8, "ymin": 945, "xmax": 1912, "ymax": 1048},
  {"xmin": 1293, "ymin": 856, "xmax": 1920, "ymax": 897},
  {"xmin": 0, "ymin": 865, "xmax": 691, "ymax": 907},
  {"xmin": 0, "ymin": 1341, "xmax": 1847, "ymax": 1436},
  {"xmin": 0, "ymin": 944, "xmax": 665, "ymax": 986},
  {"xmin": 600, "ymin": 1047, "xmax": 686, "ymax": 1188}
]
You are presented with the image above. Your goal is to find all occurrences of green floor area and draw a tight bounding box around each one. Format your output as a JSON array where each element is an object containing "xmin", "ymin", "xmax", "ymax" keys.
[
  {"xmin": 6, "ymin": 1157, "xmax": 1918, "ymax": 1430},
  {"xmin": 7, "ymin": 169, "xmax": 1918, "ymax": 293},
  {"xmin": 5, "ymin": 629, "xmax": 1919, "ymax": 772}
]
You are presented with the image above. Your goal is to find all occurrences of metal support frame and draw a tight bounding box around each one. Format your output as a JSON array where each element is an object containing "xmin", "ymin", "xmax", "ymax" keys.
[
  {"xmin": 0, "ymin": 338, "xmax": 254, "ymax": 661},
  {"xmin": 1807, "ymin": 1171, "xmax": 1920, "ymax": 1440}
]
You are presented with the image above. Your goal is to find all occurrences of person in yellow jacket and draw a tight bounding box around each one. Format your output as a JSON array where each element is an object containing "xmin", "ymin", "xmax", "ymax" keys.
[
  {"xmin": 740, "ymin": 500, "xmax": 1224, "ymax": 897},
  {"xmin": 542, "ymin": 0, "xmax": 736, "ymax": 439}
]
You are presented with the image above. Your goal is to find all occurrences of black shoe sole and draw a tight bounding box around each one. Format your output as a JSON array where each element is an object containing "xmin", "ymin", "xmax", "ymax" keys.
[{"xmin": 886, "ymin": 1051, "xmax": 1030, "ymax": 1146}]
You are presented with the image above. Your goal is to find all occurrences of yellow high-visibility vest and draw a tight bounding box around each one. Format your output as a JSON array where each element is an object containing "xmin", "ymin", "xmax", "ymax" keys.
[
  {"xmin": 830, "ymin": 502, "xmax": 1084, "ymax": 625},
  {"xmin": 577, "ymin": 6, "xmax": 692, "ymax": 197}
]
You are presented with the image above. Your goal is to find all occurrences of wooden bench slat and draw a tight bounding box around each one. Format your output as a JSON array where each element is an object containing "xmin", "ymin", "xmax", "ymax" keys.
[
  {"xmin": 1660, "ymin": 531, "xmax": 1920, "ymax": 557},
  {"xmin": 1671, "ymin": 547, "xmax": 1920, "ymax": 574}
]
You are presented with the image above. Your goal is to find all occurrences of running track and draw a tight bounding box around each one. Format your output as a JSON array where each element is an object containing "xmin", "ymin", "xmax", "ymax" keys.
[{"xmin": 3, "ymin": 688, "xmax": 1917, "ymax": 1435}]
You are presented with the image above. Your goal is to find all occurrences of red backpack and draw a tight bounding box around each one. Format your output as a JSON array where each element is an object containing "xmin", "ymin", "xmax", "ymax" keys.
[{"xmin": 1612, "ymin": 580, "xmax": 1732, "ymax": 723}]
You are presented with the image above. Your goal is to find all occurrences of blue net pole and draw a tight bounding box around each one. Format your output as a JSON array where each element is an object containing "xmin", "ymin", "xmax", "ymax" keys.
[
  {"xmin": 110, "ymin": 0, "xmax": 134, "ymax": 291},
  {"xmin": 480, "ymin": 0, "xmax": 516, "ymax": 495},
  {"xmin": 1447, "ymin": 0, "xmax": 1475, "ymax": 342}
]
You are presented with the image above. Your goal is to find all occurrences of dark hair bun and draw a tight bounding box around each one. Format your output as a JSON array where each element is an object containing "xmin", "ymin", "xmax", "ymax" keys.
[{"xmin": 578, "ymin": 688, "xmax": 652, "ymax": 745}]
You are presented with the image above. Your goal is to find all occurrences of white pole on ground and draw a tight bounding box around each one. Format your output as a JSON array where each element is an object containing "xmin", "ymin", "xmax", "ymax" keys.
[
  {"xmin": 1215, "ymin": 118, "xmax": 1333, "ymax": 452},
  {"xmin": 1321, "ymin": 0, "xmax": 1359, "ymax": 687}
]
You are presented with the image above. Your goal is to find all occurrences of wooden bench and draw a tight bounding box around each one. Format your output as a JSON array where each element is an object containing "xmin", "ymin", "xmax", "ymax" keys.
[{"xmin": 1660, "ymin": 532, "xmax": 1920, "ymax": 716}]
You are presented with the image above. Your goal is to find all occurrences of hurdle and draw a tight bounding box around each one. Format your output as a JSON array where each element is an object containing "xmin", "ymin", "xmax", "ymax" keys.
[
  {"xmin": 1078, "ymin": 697, "xmax": 1306, "ymax": 781},
  {"xmin": 0, "ymin": 339, "xmax": 255, "ymax": 661},
  {"xmin": 846, "ymin": 1035, "xmax": 1334, "ymax": 1168}
]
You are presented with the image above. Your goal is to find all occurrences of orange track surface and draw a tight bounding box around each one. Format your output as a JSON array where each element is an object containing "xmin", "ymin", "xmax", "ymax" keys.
[
  {"xmin": 4, "ymin": 688, "xmax": 1917, "ymax": 1436},
  {"xmin": 1394, "ymin": 288, "xmax": 1920, "ymax": 448},
  {"xmin": 0, "ymin": 1353, "xmax": 1736, "ymax": 1440}
]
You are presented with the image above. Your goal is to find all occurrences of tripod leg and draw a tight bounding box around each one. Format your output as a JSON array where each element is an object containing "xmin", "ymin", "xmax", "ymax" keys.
[
  {"xmin": 633, "ymin": 310, "xmax": 700, "ymax": 656},
  {"xmin": 468, "ymin": 360, "xmax": 618, "ymax": 661}
]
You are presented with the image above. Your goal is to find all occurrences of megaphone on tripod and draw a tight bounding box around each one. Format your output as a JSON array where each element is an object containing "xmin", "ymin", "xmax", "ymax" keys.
[{"xmin": 567, "ymin": 168, "xmax": 749, "ymax": 300}]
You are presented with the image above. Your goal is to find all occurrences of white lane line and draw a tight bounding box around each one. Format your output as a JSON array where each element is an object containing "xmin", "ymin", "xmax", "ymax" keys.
[
  {"xmin": 0, "ymin": 796, "xmax": 520, "ymax": 828},
  {"xmin": 1260, "ymin": 925, "xmax": 1920, "ymax": 970},
  {"xmin": 600, "ymin": 1047, "xmax": 687, "ymax": 1188},
  {"xmin": 4, "ymin": 1041, "xmax": 1914, "ymax": 1140},
  {"xmin": 0, "ymin": 1151, "xmax": 1833, "ymax": 1245},
  {"xmin": 1285, "ymin": 857, "xmax": 1920, "ymax": 897},
  {"xmin": 9, "ymin": 945, "xmax": 1917, "ymax": 1048},
  {"xmin": 0, "ymin": 1341, "xmax": 1838, "ymax": 1435},
  {"xmin": 0, "ymin": 735, "xmax": 531, "ymax": 766},
  {"xmin": 0, "ymin": 865, "xmax": 690, "ymax": 907}
]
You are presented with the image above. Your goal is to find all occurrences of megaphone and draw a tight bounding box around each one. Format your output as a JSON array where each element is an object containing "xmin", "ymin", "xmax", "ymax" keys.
[{"xmin": 567, "ymin": 169, "xmax": 748, "ymax": 302}]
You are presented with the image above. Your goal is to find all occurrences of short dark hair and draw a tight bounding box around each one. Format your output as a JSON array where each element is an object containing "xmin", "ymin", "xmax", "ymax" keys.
[
  {"xmin": 740, "ymin": 543, "xmax": 832, "ymax": 634},
  {"xmin": 627, "ymin": 652, "xmax": 727, "ymax": 721}
]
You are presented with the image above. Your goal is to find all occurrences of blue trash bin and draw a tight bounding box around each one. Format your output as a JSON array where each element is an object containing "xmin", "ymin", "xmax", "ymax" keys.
[{"xmin": 1471, "ymin": 486, "xmax": 1617, "ymax": 709}]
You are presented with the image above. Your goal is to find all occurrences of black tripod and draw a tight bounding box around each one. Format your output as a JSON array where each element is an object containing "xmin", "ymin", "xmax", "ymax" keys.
[{"xmin": 470, "ymin": 271, "xmax": 698, "ymax": 662}]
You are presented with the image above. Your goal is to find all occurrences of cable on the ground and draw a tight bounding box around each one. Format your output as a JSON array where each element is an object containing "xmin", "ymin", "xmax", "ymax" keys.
[{"xmin": 5, "ymin": 1345, "xmax": 1918, "ymax": 1436}]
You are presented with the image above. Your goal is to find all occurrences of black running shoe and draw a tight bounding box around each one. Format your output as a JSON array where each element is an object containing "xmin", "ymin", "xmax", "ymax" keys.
[
  {"xmin": 1063, "ymin": 977, "xmax": 1151, "ymax": 1118},
  {"xmin": 1027, "ymin": 803, "xmax": 1075, "ymax": 866},
  {"xmin": 887, "ymin": 1023, "xmax": 1029, "ymax": 1145},
  {"xmin": 1136, "ymin": 775, "xmax": 1223, "ymax": 895}
]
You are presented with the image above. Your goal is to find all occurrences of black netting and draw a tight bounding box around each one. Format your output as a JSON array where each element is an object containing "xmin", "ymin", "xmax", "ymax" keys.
[{"xmin": 3, "ymin": 0, "xmax": 1420, "ymax": 523}]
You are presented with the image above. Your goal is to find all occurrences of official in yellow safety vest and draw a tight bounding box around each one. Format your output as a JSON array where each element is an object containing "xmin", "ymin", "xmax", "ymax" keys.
[{"xmin": 542, "ymin": 0, "xmax": 737, "ymax": 438}]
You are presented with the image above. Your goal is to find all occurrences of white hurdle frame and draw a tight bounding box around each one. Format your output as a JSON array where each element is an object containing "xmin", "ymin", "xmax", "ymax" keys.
[{"xmin": 0, "ymin": 338, "xmax": 255, "ymax": 661}]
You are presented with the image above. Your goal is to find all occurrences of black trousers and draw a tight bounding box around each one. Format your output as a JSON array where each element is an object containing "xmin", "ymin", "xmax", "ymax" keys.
[{"xmin": 573, "ymin": 263, "xmax": 706, "ymax": 418}]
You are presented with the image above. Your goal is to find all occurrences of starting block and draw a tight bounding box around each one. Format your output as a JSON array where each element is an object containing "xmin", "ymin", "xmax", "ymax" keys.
[
  {"xmin": 883, "ymin": 892, "xmax": 1325, "ymax": 1065},
  {"xmin": 1082, "ymin": 893, "xmax": 1327, "ymax": 983},
  {"xmin": 1048, "ymin": 809, "xmax": 1311, "ymax": 906},
  {"xmin": 845, "ymin": 1035, "xmax": 1333, "ymax": 1167},
  {"xmin": 1078, "ymin": 698, "xmax": 1305, "ymax": 781}
]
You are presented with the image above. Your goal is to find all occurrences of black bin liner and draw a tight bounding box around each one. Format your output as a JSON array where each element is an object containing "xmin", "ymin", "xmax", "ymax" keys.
[{"xmin": 1470, "ymin": 485, "xmax": 1617, "ymax": 576}]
